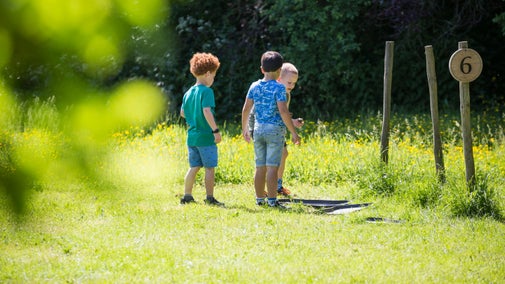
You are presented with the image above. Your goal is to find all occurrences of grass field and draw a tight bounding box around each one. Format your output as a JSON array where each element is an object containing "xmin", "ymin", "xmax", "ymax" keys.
[{"xmin": 1, "ymin": 100, "xmax": 505, "ymax": 283}]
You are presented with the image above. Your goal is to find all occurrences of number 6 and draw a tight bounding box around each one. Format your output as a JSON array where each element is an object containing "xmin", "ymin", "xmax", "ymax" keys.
[{"xmin": 460, "ymin": 56, "xmax": 472, "ymax": 74}]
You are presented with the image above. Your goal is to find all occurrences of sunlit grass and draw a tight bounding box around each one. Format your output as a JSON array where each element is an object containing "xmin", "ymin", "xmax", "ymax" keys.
[
  {"xmin": 100, "ymin": 124, "xmax": 186, "ymax": 190},
  {"xmin": 1, "ymin": 98, "xmax": 504, "ymax": 282},
  {"xmin": 3, "ymin": 97, "xmax": 504, "ymax": 216}
]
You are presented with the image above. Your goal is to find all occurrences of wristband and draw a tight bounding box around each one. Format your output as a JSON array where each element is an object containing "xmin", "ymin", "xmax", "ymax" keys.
[{"xmin": 212, "ymin": 128, "xmax": 220, "ymax": 134}]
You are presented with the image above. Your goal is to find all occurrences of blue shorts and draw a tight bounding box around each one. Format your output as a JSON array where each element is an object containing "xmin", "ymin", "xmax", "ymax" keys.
[
  {"xmin": 253, "ymin": 124, "xmax": 286, "ymax": 167},
  {"xmin": 188, "ymin": 145, "xmax": 218, "ymax": 168}
]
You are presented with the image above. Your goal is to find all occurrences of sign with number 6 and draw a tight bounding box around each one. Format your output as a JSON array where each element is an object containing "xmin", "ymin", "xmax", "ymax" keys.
[{"xmin": 449, "ymin": 48, "xmax": 483, "ymax": 82}]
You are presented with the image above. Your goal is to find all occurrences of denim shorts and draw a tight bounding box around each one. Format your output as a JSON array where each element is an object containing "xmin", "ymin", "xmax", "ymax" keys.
[
  {"xmin": 188, "ymin": 145, "xmax": 218, "ymax": 168},
  {"xmin": 253, "ymin": 124, "xmax": 286, "ymax": 167}
]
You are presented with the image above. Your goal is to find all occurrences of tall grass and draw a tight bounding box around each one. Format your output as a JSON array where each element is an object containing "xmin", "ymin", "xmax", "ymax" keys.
[{"xmin": 3, "ymin": 98, "xmax": 505, "ymax": 217}]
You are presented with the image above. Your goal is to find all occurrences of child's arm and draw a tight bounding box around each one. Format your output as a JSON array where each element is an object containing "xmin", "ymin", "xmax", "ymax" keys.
[
  {"xmin": 203, "ymin": 107, "xmax": 221, "ymax": 144},
  {"xmin": 278, "ymin": 101, "xmax": 300, "ymax": 145},
  {"xmin": 241, "ymin": 98, "xmax": 254, "ymax": 143}
]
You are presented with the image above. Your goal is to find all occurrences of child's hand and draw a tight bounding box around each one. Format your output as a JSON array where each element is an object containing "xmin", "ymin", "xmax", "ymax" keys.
[
  {"xmin": 242, "ymin": 130, "xmax": 251, "ymax": 143},
  {"xmin": 214, "ymin": 133, "xmax": 222, "ymax": 144},
  {"xmin": 293, "ymin": 118, "xmax": 304, "ymax": 128},
  {"xmin": 291, "ymin": 132, "xmax": 301, "ymax": 145}
]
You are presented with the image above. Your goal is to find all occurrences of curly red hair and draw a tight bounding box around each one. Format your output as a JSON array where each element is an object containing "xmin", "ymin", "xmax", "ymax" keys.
[{"xmin": 189, "ymin": 52, "xmax": 220, "ymax": 76}]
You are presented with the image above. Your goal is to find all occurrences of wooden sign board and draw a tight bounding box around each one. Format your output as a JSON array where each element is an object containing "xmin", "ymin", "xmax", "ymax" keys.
[{"xmin": 449, "ymin": 48, "xmax": 483, "ymax": 83}]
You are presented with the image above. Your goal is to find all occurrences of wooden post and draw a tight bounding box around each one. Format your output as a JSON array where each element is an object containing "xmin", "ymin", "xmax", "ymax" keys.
[
  {"xmin": 381, "ymin": 41, "xmax": 394, "ymax": 164},
  {"xmin": 458, "ymin": 42, "xmax": 476, "ymax": 188},
  {"xmin": 424, "ymin": 45, "xmax": 445, "ymax": 183},
  {"xmin": 449, "ymin": 41, "xmax": 481, "ymax": 189}
]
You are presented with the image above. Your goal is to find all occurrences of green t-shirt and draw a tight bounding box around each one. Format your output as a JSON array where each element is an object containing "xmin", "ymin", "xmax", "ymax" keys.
[{"xmin": 181, "ymin": 84, "xmax": 216, "ymax": 146}]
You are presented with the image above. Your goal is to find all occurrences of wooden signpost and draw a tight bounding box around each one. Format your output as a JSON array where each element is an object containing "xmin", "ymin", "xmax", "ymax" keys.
[{"xmin": 448, "ymin": 41, "xmax": 482, "ymax": 188}]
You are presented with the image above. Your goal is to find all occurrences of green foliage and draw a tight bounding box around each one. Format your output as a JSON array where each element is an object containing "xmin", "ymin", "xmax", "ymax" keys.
[
  {"xmin": 494, "ymin": 10, "xmax": 505, "ymax": 35},
  {"xmin": 265, "ymin": 0, "xmax": 376, "ymax": 118},
  {"xmin": 0, "ymin": 1, "xmax": 170, "ymax": 214},
  {"xmin": 0, "ymin": 0, "xmax": 169, "ymax": 93},
  {"xmin": 159, "ymin": 0, "xmax": 505, "ymax": 121},
  {"xmin": 493, "ymin": 0, "xmax": 505, "ymax": 35},
  {"xmin": 3, "ymin": 1, "xmax": 505, "ymax": 122},
  {"xmin": 164, "ymin": 0, "xmax": 276, "ymax": 120}
]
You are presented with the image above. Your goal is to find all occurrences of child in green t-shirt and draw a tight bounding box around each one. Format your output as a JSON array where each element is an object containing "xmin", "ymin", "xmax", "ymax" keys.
[{"xmin": 180, "ymin": 52, "xmax": 224, "ymax": 206}]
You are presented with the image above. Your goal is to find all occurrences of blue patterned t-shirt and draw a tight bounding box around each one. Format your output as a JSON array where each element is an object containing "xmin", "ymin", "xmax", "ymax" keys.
[{"xmin": 246, "ymin": 79, "xmax": 287, "ymax": 126}]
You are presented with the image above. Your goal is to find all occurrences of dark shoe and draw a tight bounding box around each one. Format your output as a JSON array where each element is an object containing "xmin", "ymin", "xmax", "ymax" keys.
[
  {"xmin": 180, "ymin": 196, "xmax": 196, "ymax": 204},
  {"xmin": 256, "ymin": 200, "xmax": 267, "ymax": 206},
  {"xmin": 204, "ymin": 197, "xmax": 225, "ymax": 207},
  {"xmin": 268, "ymin": 200, "xmax": 288, "ymax": 209},
  {"xmin": 277, "ymin": 187, "xmax": 291, "ymax": 197}
]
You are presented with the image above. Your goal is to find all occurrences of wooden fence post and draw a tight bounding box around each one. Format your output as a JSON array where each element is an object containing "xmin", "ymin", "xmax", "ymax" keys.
[
  {"xmin": 381, "ymin": 41, "xmax": 394, "ymax": 164},
  {"xmin": 424, "ymin": 45, "xmax": 445, "ymax": 183}
]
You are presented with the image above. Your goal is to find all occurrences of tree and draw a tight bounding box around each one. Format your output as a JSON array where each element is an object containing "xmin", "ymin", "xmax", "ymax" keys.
[{"xmin": 161, "ymin": 0, "xmax": 504, "ymax": 121}]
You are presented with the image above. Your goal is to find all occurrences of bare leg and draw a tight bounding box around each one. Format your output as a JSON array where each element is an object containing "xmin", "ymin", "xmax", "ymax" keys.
[
  {"xmin": 184, "ymin": 167, "xmax": 201, "ymax": 195},
  {"xmin": 204, "ymin": 167, "xmax": 215, "ymax": 196},
  {"xmin": 254, "ymin": 166, "xmax": 267, "ymax": 197},
  {"xmin": 277, "ymin": 147, "xmax": 289, "ymax": 180},
  {"xmin": 266, "ymin": 166, "xmax": 279, "ymax": 198}
]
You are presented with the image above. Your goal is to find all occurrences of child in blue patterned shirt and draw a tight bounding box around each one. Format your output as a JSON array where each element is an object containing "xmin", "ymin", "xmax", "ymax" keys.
[{"xmin": 241, "ymin": 51, "xmax": 301, "ymax": 207}]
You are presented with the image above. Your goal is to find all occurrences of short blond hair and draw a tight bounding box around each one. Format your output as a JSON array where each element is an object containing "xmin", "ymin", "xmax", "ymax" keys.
[{"xmin": 280, "ymin": 62, "xmax": 298, "ymax": 77}]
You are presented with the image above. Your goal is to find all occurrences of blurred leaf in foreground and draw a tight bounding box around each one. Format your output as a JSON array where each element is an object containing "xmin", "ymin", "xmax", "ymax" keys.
[{"xmin": 0, "ymin": 0, "xmax": 171, "ymax": 214}]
